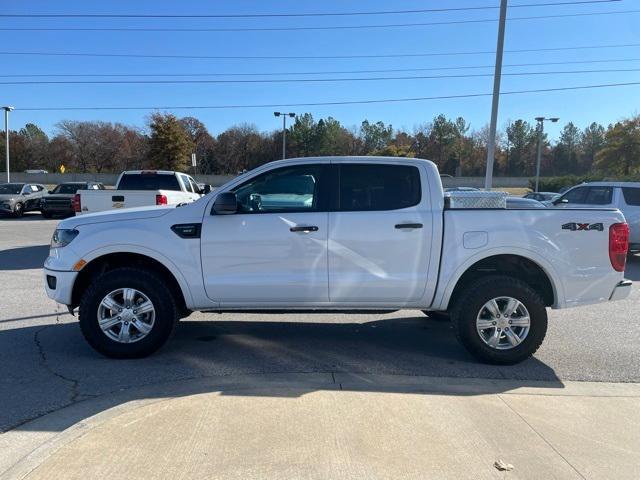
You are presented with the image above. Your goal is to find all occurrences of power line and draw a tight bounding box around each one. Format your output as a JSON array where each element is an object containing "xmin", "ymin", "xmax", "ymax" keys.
[
  {"xmin": 2, "ymin": 10, "xmax": 638, "ymax": 32},
  {"xmin": 0, "ymin": 1, "xmax": 621, "ymax": 18},
  {"xmin": 3, "ymin": 58, "xmax": 640, "ymax": 78},
  {"xmin": 1, "ymin": 43, "xmax": 639, "ymax": 60},
  {"xmin": 13, "ymin": 81, "xmax": 640, "ymax": 111},
  {"xmin": 2, "ymin": 68, "xmax": 640, "ymax": 85}
]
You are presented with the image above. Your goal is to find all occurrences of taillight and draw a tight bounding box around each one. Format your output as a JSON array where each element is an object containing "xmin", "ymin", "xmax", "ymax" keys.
[
  {"xmin": 72, "ymin": 194, "xmax": 81, "ymax": 213},
  {"xmin": 609, "ymin": 223, "xmax": 629, "ymax": 272},
  {"xmin": 155, "ymin": 194, "xmax": 167, "ymax": 206}
]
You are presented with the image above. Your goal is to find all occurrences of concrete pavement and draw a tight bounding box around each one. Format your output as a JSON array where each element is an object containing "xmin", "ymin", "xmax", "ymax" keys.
[
  {"xmin": 2, "ymin": 374, "xmax": 640, "ymax": 480},
  {"xmin": 2, "ymin": 215, "xmax": 640, "ymax": 479}
]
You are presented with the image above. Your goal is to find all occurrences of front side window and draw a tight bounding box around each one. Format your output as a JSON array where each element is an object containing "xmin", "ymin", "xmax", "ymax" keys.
[
  {"xmin": 232, "ymin": 164, "xmax": 325, "ymax": 213},
  {"xmin": 561, "ymin": 186, "xmax": 588, "ymax": 204},
  {"xmin": 338, "ymin": 164, "xmax": 421, "ymax": 211},
  {"xmin": 584, "ymin": 187, "xmax": 613, "ymax": 205}
]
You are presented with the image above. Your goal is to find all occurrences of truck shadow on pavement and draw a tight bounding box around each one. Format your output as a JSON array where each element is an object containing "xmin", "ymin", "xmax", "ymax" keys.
[
  {"xmin": 0, "ymin": 244, "xmax": 50, "ymax": 271},
  {"xmin": 3, "ymin": 314, "xmax": 563, "ymax": 434}
]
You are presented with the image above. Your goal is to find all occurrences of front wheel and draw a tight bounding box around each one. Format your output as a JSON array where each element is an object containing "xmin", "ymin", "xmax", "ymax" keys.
[
  {"xmin": 451, "ymin": 275, "xmax": 548, "ymax": 365},
  {"xmin": 12, "ymin": 202, "xmax": 24, "ymax": 218},
  {"xmin": 79, "ymin": 267, "xmax": 178, "ymax": 358}
]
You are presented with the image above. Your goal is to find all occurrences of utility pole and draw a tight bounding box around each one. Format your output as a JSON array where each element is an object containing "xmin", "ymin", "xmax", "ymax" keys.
[
  {"xmin": 534, "ymin": 116, "xmax": 559, "ymax": 192},
  {"xmin": 483, "ymin": 0, "xmax": 507, "ymax": 190},
  {"xmin": 3, "ymin": 106, "xmax": 13, "ymax": 182},
  {"xmin": 274, "ymin": 112, "xmax": 295, "ymax": 159}
]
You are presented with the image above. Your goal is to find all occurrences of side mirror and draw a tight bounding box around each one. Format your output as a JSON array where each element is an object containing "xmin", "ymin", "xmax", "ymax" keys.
[
  {"xmin": 201, "ymin": 184, "xmax": 212, "ymax": 195},
  {"xmin": 212, "ymin": 192, "xmax": 237, "ymax": 215},
  {"xmin": 553, "ymin": 198, "xmax": 567, "ymax": 205},
  {"xmin": 48, "ymin": 190, "xmax": 53, "ymax": 194}
]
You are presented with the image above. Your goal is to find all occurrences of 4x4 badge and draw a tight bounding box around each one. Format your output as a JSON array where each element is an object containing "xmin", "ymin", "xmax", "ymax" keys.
[{"xmin": 562, "ymin": 222, "xmax": 604, "ymax": 231}]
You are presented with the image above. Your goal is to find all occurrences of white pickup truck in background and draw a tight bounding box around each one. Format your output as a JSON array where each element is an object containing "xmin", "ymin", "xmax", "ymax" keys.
[
  {"xmin": 44, "ymin": 156, "xmax": 631, "ymax": 364},
  {"xmin": 74, "ymin": 170, "xmax": 208, "ymax": 215}
]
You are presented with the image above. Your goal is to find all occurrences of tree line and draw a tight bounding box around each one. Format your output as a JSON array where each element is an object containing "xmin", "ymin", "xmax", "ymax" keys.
[{"xmin": 2, "ymin": 112, "xmax": 639, "ymax": 177}]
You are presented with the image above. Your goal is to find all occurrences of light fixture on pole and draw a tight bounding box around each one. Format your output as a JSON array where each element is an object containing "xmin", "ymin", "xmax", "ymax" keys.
[
  {"xmin": 274, "ymin": 112, "xmax": 295, "ymax": 160},
  {"xmin": 3, "ymin": 106, "xmax": 14, "ymax": 183},
  {"xmin": 534, "ymin": 116, "xmax": 559, "ymax": 192}
]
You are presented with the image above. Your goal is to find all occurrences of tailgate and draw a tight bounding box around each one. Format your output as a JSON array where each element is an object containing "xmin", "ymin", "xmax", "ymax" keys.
[{"xmin": 78, "ymin": 190, "xmax": 158, "ymax": 214}]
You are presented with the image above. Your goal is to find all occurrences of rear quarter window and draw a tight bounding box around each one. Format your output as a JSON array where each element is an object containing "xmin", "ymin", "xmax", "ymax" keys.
[
  {"xmin": 622, "ymin": 187, "xmax": 640, "ymax": 206},
  {"xmin": 339, "ymin": 164, "xmax": 421, "ymax": 211}
]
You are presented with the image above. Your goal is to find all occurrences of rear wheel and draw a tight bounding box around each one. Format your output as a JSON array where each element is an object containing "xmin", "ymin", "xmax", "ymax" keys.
[
  {"xmin": 79, "ymin": 267, "xmax": 178, "ymax": 358},
  {"xmin": 451, "ymin": 275, "xmax": 547, "ymax": 365}
]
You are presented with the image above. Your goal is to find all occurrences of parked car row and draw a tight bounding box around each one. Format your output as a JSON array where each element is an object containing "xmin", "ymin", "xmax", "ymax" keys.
[{"xmin": 1, "ymin": 171, "xmax": 212, "ymax": 219}]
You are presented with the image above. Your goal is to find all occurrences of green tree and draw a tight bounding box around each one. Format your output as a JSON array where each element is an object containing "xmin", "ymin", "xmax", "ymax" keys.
[
  {"xmin": 579, "ymin": 122, "xmax": 605, "ymax": 172},
  {"xmin": 147, "ymin": 113, "xmax": 193, "ymax": 171},
  {"xmin": 505, "ymin": 120, "xmax": 538, "ymax": 176},
  {"xmin": 359, "ymin": 120, "xmax": 393, "ymax": 154},
  {"xmin": 553, "ymin": 122, "xmax": 581, "ymax": 175},
  {"xmin": 595, "ymin": 117, "xmax": 640, "ymax": 175}
]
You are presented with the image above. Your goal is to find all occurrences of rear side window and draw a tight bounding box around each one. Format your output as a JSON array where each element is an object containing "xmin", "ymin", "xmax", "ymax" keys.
[
  {"xmin": 622, "ymin": 187, "xmax": 640, "ymax": 206},
  {"xmin": 584, "ymin": 187, "xmax": 613, "ymax": 205},
  {"xmin": 118, "ymin": 173, "xmax": 181, "ymax": 191},
  {"xmin": 338, "ymin": 164, "xmax": 421, "ymax": 211}
]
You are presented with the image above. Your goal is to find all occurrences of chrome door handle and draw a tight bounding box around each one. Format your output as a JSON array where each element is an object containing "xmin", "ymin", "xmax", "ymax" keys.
[
  {"xmin": 290, "ymin": 225, "xmax": 319, "ymax": 232},
  {"xmin": 395, "ymin": 223, "xmax": 423, "ymax": 229}
]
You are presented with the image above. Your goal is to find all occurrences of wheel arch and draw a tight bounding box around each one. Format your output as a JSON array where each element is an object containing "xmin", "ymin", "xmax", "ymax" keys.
[
  {"xmin": 437, "ymin": 250, "xmax": 562, "ymax": 311},
  {"xmin": 70, "ymin": 250, "xmax": 192, "ymax": 316}
]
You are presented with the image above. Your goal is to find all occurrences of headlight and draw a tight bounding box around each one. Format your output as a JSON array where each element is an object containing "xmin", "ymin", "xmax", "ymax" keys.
[{"xmin": 51, "ymin": 229, "xmax": 79, "ymax": 248}]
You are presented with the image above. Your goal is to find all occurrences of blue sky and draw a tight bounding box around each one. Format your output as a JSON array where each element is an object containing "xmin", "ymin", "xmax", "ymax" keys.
[{"xmin": 2, "ymin": 0, "xmax": 639, "ymax": 141}]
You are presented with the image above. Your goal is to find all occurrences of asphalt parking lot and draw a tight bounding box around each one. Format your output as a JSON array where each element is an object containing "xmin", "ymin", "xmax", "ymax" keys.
[{"xmin": 1, "ymin": 213, "xmax": 640, "ymax": 435}]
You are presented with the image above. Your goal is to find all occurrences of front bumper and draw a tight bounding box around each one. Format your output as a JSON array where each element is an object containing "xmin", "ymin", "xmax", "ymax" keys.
[
  {"xmin": 609, "ymin": 280, "xmax": 632, "ymax": 302},
  {"xmin": 0, "ymin": 202, "xmax": 15, "ymax": 213},
  {"xmin": 43, "ymin": 268, "xmax": 78, "ymax": 305}
]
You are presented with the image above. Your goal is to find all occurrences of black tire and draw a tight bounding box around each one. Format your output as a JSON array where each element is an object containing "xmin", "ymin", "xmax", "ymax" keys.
[
  {"xmin": 41, "ymin": 210, "xmax": 53, "ymax": 219},
  {"xmin": 13, "ymin": 202, "xmax": 24, "ymax": 218},
  {"xmin": 79, "ymin": 267, "xmax": 178, "ymax": 359},
  {"xmin": 450, "ymin": 275, "xmax": 547, "ymax": 365},
  {"xmin": 422, "ymin": 311, "xmax": 450, "ymax": 322}
]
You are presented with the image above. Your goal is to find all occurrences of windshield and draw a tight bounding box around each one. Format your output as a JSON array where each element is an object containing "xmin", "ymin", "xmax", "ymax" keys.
[
  {"xmin": 52, "ymin": 183, "xmax": 85, "ymax": 194},
  {"xmin": 0, "ymin": 184, "xmax": 23, "ymax": 195}
]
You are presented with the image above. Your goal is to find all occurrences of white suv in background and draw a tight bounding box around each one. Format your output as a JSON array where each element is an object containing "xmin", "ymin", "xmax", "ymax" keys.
[{"xmin": 551, "ymin": 182, "xmax": 640, "ymax": 251}]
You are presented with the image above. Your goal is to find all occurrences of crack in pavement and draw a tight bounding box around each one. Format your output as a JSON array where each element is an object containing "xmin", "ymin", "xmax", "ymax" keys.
[{"xmin": 33, "ymin": 307, "xmax": 82, "ymax": 404}]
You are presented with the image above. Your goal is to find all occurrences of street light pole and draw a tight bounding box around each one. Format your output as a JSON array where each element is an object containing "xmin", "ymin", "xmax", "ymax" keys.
[
  {"xmin": 274, "ymin": 112, "xmax": 296, "ymax": 160},
  {"xmin": 483, "ymin": 0, "xmax": 508, "ymax": 190},
  {"xmin": 3, "ymin": 106, "xmax": 13, "ymax": 183},
  {"xmin": 534, "ymin": 116, "xmax": 559, "ymax": 192}
]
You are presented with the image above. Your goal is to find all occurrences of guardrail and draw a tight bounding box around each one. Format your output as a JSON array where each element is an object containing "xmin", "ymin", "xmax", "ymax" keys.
[
  {"xmin": 4, "ymin": 172, "xmax": 236, "ymax": 187},
  {"xmin": 4, "ymin": 172, "xmax": 532, "ymax": 188}
]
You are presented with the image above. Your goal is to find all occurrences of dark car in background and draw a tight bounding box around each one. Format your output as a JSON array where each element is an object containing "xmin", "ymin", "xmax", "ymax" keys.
[
  {"xmin": 41, "ymin": 182, "xmax": 105, "ymax": 218},
  {"xmin": 0, "ymin": 183, "xmax": 46, "ymax": 217},
  {"xmin": 506, "ymin": 196, "xmax": 546, "ymax": 209},
  {"xmin": 523, "ymin": 191, "xmax": 559, "ymax": 202}
]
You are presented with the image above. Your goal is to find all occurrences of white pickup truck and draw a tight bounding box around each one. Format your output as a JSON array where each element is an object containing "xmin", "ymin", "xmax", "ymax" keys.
[
  {"xmin": 74, "ymin": 170, "xmax": 206, "ymax": 215},
  {"xmin": 44, "ymin": 156, "xmax": 632, "ymax": 364}
]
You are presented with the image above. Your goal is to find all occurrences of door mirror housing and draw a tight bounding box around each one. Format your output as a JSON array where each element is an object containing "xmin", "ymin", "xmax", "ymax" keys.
[
  {"xmin": 201, "ymin": 184, "xmax": 212, "ymax": 195},
  {"xmin": 212, "ymin": 192, "xmax": 237, "ymax": 215}
]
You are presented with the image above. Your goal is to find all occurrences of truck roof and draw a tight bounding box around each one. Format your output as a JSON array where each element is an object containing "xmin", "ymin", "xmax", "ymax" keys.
[
  {"xmin": 260, "ymin": 156, "xmax": 436, "ymax": 169},
  {"xmin": 121, "ymin": 170, "xmax": 180, "ymax": 175},
  {"xmin": 580, "ymin": 181, "xmax": 640, "ymax": 187}
]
